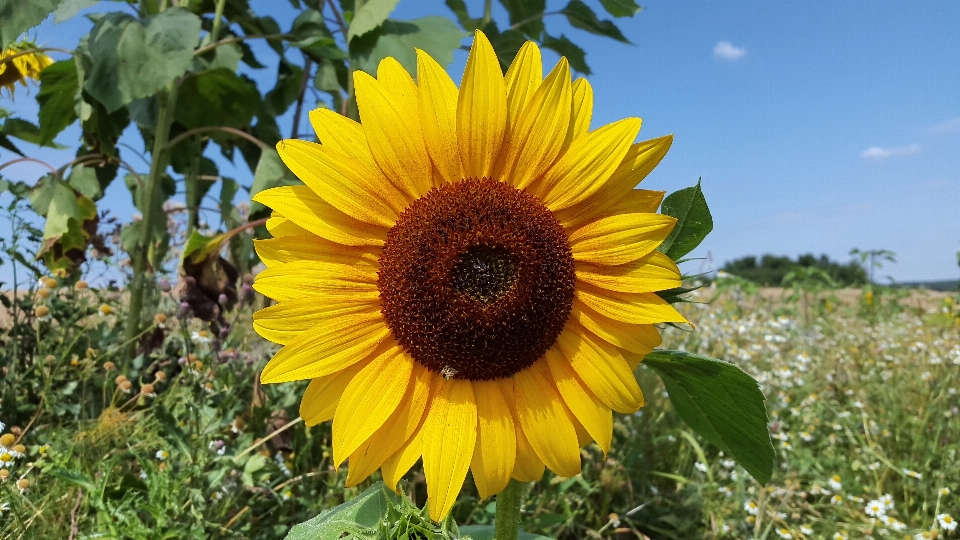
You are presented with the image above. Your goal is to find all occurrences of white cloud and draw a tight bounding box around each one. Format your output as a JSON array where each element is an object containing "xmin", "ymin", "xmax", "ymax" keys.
[
  {"xmin": 927, "ymin": 117, "xmax": 960, "ymax": 135},
  {"xmin": 713, "ymin": 41, "xmax": 747, "ymax": 60},
  {"xmin": 860, "ymin": 144, "xmax": 921, "ymax": 160}
]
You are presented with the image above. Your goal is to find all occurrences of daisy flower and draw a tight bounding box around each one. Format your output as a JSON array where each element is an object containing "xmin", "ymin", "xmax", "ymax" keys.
[{"xmin": 939, "ymin": 514, "xmax": 957, "ymax": 531}]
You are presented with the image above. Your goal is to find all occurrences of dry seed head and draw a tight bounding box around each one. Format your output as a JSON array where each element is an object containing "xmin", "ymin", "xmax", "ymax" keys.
[
  {"xmin": 0, "ymin": 469, "xmax": 8, "ymax": 480},
  {"xmin": 45, "ymin": 355, "xmax": 55, "ymax": 362},
  {"xmin": 17, "ymin": 478, "xmax": 30, "ymax": 490},
  {"xmin": 0, "ymin": 434, "xmax": 14, "ymax": 446},
  {"xmin": 98, "ymin": 304, "xmax": 112, "ymax": 315},
  {"xmin": 154, "ymin": 313, "xmax": 167, "ymax": 324},
  {"xmin": 103, "ymin": 361, "xmax": 116, "ymax": 371},
  {"xmin": 141, "ymin": 384, "xmax": 155, "ymax": 395},
  {"xmin": 154, "ymin": 371, "xmax": 167, "ymax": 382},
  {"xmin": 76, "ymin": 280, "xmax": 88, "ymax": 290},
  {"xmin": 119, "ymin": 380, "xmax": 132, "ymax": 392},
  {"xmin": 34, "ymin": 305, "xmax": 49, "ymax": 318},
  {"xmin": 115, "ymin": 374, "xmax": 128, "ymax": 385},
  {"xmin": 194, "ymin": 361, "xmax": 204, "ymax": 370},
  {"xmin": 12, "ymin": 444, "xmax": 25, "ymax": 454},
  {"xmin": 188, "ymin": 353, "xmax": 198, "ymax": 362},
  {"xmin": 37, "ymin": 287, "xmax": 50, "ymax": 298},
  {"xmin": 42, "ymin": 277, "xmax": 57, "ymax": 288}
]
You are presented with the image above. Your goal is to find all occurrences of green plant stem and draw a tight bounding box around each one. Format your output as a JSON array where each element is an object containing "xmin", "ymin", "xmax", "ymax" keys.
[
  {"xmin": 123, "ymin": 84, "xmax": 178, "ymax": 360},
  {"xmin": 185, "ymin": 136, "xmax": 201, "ymax": 230},
  {"xmin": 494, "ymin": 479, "xmax": 524, "ymax": 540},
  {"xmin": 482, "ymin": 0, "xmax": 493, "ymax": 27},
  {"xmin": 210, "ymin": 0, "xmax": 227, "ymax": 42}
]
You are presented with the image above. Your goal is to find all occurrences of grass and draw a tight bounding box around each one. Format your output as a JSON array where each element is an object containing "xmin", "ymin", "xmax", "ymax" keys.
[{"xmin": 0, "ymin": 275, "xmax": 958, "ymax": 539}]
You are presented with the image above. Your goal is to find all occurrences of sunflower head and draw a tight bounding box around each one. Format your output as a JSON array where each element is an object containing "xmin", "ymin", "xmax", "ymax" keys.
[
  {"xmin": 252, "ymin": 30, "xmax": 686, "ymax": 521},
  {"xmin": 0, "ymin": 42, "xmax": 53, "ymax": 98}
]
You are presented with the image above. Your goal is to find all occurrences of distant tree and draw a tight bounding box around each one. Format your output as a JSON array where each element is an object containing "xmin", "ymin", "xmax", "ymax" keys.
[{"xmin": 722, "ymin": 253, "xmax": 867, "ymax": 287}]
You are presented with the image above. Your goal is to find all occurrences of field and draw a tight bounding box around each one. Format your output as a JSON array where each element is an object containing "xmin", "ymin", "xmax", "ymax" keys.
[{"xmin": 1, "ymin": 279, "xmax": 957, "ymax": 540}]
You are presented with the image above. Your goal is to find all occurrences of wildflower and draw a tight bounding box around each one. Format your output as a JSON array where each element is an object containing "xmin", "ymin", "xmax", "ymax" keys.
[
  {"xmin": 154, "ymin": 313, "xmax": 167, "ymax": 327},
  {"xmin": 800, "ymin": 431, "xmax": 814, "ymax": 442},
  {"xmin": 831, "ymin": 494, "xmax": 844, "ymax": 505},
  {"xmin": 868, "ymin": 461, "xmax": 881, "ymax": 471},
  {"xmin": 119, "ymin": 380, "xmax": 133, "ymax": 394},
  {"xmin": 865, "ymin": 500, "xmax": 887, "ymax": 517},
  {"xmin": 9, "ymin": 445, "xmax": 25, "ymax": 458},
  {"xmin": 904, "ymin": 469, "xmax": 922, "ymax": 480},
  {"xmin": 883, "ymin": 516, "xmax": 906, "ymax": 532},
  {"xmin": 191, "ymin": 330, "xmax": 213, "ymax": 345},
  {"xmin": 252, "ymin": 30, "xmax": 682, "ymax": 521},
  {"xmin": 776, "ymin": 529, "xmax": 792, "ymax": 539},
  {"xmin": 829, "ymin": 475, "xmax": 843, "ymax": 491},
  {"xmin": 0, "ymin": 434, "xmax": 13, "ymax": 448},
  {"xmin": 154, "ymin": 371, "xmax": 167, "ymax": 383},
  {"xmin": 800, "ymin": 524, "xmax": 814, "ymax": 535},
  {"xmin": 211, "ymin": 491, "xmax": 223, "ymax": 501},
  {"xmin": 780, "ymin": 440, "xmax": 792, "ymax": 451},
  {"xmin": 940, "ymin": 487, "xmax": 951, "ymax": 496},
  {"xmin": 282, "ymin": 489, "xmax": 292, "ymax": 501},
  {"xmin": 0, "ymin": 420, "xmax": 4, "ymax": 432},
  {"xmin": 98, "ymin": 304, "xmax": 112, "ymax": 316},
  {"xmin": 879, "ymin": 493, "xmax": 894, "ymax": 510},
  {"xmin": 0, "ymin": 470, "xmax": 7, "ymax": 481},
  {"xmin": 208, "ymin": 440, "xmax": 226, "ymax": 456},
  {"xmin": 36, "ymin": 287, "xmax": 50, "ymax": 299},
  {"xmin": 721, "ymin": 459, "xmax": 736, "ymax": 469},
  {"xmin": 16, "ymin": 478, "xmax": 29, "ymax": 493},
  {"xmin": 938, "ymin": 513, "xmax": 957, "ymax": 531},
  {"xmin": 103, "ymin": 361, "xmax": 116, "ymax": 371},
  {"xmin": 0, "ymin": 501, "xmax": 8, "ymax": 515},
  {"xmin": 35, "ymin": 305, "xmax": 51, "ymax": 321},
  {"xmin": 694, "ymin": 461, "xmax": 707, "ymax": 473},
  {"xmin": 41, "ymin": 276, "xmax": 57, "ymax": 289},
  {"xmin": 155, "ymin": 450, "xmax": 169, "ymax": 461},
  {"xmin": 140, "ymin": 384, "xmax": 156, "ymax": 397},
  {"xmin": 76, "ymin": 280, "xmax": 88, "ymax": 290},
  {"xmin": 744, "ymin": 501, "xmax": 759, "ymax": 515},
  {"xmin": 747, "ymin": 516, "xmax": 756, "ymax": 524},
  {"xmin": 833, "ymin": 533, "xmax": 847, "ymax": 540},
  {"xmin": 0, "ymin": 453, "xmax": 12, "ymax": 468},
  {"xmin": 718, "ymin": 486, "xmax": 732, "ymax": 497}
]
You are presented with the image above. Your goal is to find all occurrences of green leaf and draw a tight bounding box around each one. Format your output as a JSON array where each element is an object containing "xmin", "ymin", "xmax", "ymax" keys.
[
  {"xmin": 0, "ymin": 133, "xmax": 23, "ymax": 155},
  {"xmin": 347, "ymin": 0, "xmax": 399, "ymax": 42},
  {"xmin": 1, "ymin": 117, "xmax": 64, "ymax": 148},
  {"xmin": 249, "ymin": 148, "xmax": 300, "ymax": 219},
  {"xmin": 50, "ymin": 469, "xmax": 97, "ymax": 492},
  {"xmin": 66, "ymin": 163, "xmax": 101, "ymax": 200},
  {"xmin": 153, "ymin": 404, "xmax": 193, "ymax": 459},
  {"xmin": 350, "ymin": 17, "xmax": 467, "ymax": 75},
  {"xmin": 643, "ymin": 349, "xmax": 774, "ymax": 484},
  {"xmin": 541, "ymin": 34, "xmax": 589, "ymax": 75},
  {"xmin": 499, "ymin": 0, "xmax": 546, "ymax": 38},
  {"xmin": 0, "ymin": 0, "xmax": 66, "ymax": 47},
  {"xmin": 81, "ymin": 8, "xmax": 201, "ymax": 112},
  {"xmin": 174, "ymin": 68, "xmax": 260, "ymax": 129},
  {"xmin": 52, "ymin": 0, "xmax": 98, "ymax": 24},
  {"xmin": 263, "ymin": 60, "xmax": 304, "ymax": 117},
  {"xmin": 459, "ymin": 526, "xmax": 554, "ymax": 540},
  {"xmin": 36, "ymin": 58, "xmax": 80, "ymax": 145},
  {"xmin": 599, "ymin": 0, "xmax": 642, "ymax": 18},
  {"xmin": 445, "ymin": 0, "xmax": 480, "ymax": 30},
  {"xmin": 285, "ymin": 482, "xmax": 399, "ymax": 540},
  {"xmin": 657, "ymin": 179, "xmax": 713, "ymax": 261},
  {"xmin": 561, "ymin": 0, "xmax": 630, "ymax": 43}
]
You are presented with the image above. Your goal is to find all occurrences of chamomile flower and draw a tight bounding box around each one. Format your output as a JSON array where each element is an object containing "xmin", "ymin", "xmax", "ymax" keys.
[
  {"xmin": 879, "ymin": 494, "xmax": 894, "ymax": 510},
  {"xmin": 800, "ymin": 524, "xmax": 814, "ymax": 535},
  {"xmin": 865, "ymin": 499, "xmax": 887, "ymax": 518},
  {"xmin": 694, "ymin": 461, "xmax": 707, "ymax": 473},
  {"xmin": 0, "ymin": 453, "xmax": 13, "ymax": 468},
  {"xmin": 904, "ymin": 469, "xmax": 922, "ymax": 480},
  {"xmin": 0, "ymin": 501, "xmax": 8, "ymax": 515},
  {"xmin": 939, "ymin": 514, "xmax": 957, "ymax": 531},
  {"xmin": 721, "ymin": 459, "xmax": 736, "ymax": 469},
  {"xmin": 191, "ymin": 330, "xmax": 213, "ymax": 345},
  {"xmin": 832, "ymin": 533, "xmax": 847, "ymax": 540},
  {"xmin": 718, "ymin": 486, "xmax": 732, "ymax": 497},
  {"xmin": 829, "ymin": 475, "xmax": 843, "ymax": 491},
  {"xmin": 744, "ymin": 501, "xmax": 759, "ymax": 515},
  {"xmin": 883, "ymin": 516, "xmax": 906, "ymax": 532},
  {"xmin": 940, "ymin": 487, "xmax": 951, "ymax": 496},
  {"xmin": 155, "ymin": 450, "xmax": 169, "ymax": 461},
  {"xmin": 800, "ymin": 431, "xmax": 814, "ymax": 442},
  {"xmin": 830, "ymin": 494, "xmax": 844, "ymax": 505},
  {"xmin": 776, "ymin": 528, "xmax": 792, "ymax": 539}
]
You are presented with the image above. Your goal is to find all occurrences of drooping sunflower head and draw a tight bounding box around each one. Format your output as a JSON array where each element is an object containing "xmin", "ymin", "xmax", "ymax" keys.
[
  {"xmin": 0, "ymin": 43, "xmax": 53, "ymax": 97},
  {"xmin": 252, "ymin": 30, "xmax": 687, "ymax": 521}
]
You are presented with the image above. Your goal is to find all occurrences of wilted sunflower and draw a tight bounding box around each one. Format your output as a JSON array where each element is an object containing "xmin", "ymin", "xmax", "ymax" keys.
[
  {"xmin": 0, "ymin": 44, "xmax": 53, "ymax": 97},
  {"xmin": 253, "ymin": 30, "xmax": 686, "ymax": 520}
]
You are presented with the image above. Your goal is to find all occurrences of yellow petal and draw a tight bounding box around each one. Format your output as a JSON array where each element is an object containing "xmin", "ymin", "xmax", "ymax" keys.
[
  {"xmin": 253, "ymin": 296, "xmax": 380, "ymax": 345},
  {"xmin": 569, "ymin": 213, "xmax": 676, "ymax": 266},
  {"xmin": 543, "ymin": 348, "xmax": 613, "ymax": 453},
  {"xmin": 555, "ymin": 189, "xmax": 665, "ymax": 232},
  {"xmin": 345, "ymin": 362, "xmax": 433, "ymax": 486},
  {"xmin": 253, "ymin": 236, "xmax": 380, "ymax": 268},
  {"xmin": 423, "ymin": 379, "xmax": 477, "ymax": 521},
  {"xmin": 381, "ymin": 420, "xmax": 425, "ymax": 492},
  {"xmin": 377, "ymin": 57, "xmax": 418, "ymax": 113},
  {"xmin": 569, "ymin": 78, "xmax": 593, "ymax": 141},
  {"xmin": 309, "ymin": 108, "xmax": 380, "ymax": 172},
  {"xmin": 277, "ymin": 139, "xmax": 406, "ymax": 226},
  {"xmin": 253, "ymin": 260, "xmax": 378, "ymax": 302},
  {"xmin": 333, "ymin": 349, "xmax": 414, "ymax": 467},
  {"xmin": 417, "ymin": 49, "xmax": 461, "ymax": 183},
  {"xmin": 504, "ymin": 41, "xmax": 542, "ymax": 133},
  {"xmin": 496, "ymin": 378, "xmax": 545, "ymax": 482},
  {"xmin": 514, "ymin": 362, "xmax": 582, "ymax": 478},
  {"xmin": 354, "ymin": 70, "xmax": 433, "ymax": 199},
  {"xmin": 539, "ymin": 117, "xmax": 642, "ymax": 211},
  {"xmin": 570, "ymin": 299, "xmax": 663, "ymax": 355},
  {"xmin": 501, "ymin": 58, "xmax": 572, "ymax": 190},
  {"xmin": 300, "ymin": 363, "xmax": 367, "ymax": 426},
  {"xmin": 575, "ymin": 250, "xmax": 681, "ymax": 293},
  {"xmin": 265, "ymin": 212, "xmax": 311, "ymax": 238},
  {"xmin": 576, "ymin": 283, "xmax": 688, "ymax": 325},
  {"xmin": 458, "ymin": 30, "xmax": 507, "ymax": 180},
  {"xmin": 469, "ymin": 380, "xmax": 516, "ymax": 499},
  {"xmin": 556, "ymin": 324, "xmax": 644, "ymax": 413},
  {"xmin": 253, "ymin": 186, "xmax": 386, "ymax": 246},
  {"xmin": 260, "ymin": 313, "xmax": 392, "ymax": 384}
]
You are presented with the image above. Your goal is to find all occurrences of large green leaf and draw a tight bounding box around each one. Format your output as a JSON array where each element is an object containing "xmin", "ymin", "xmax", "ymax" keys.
[
  {"xmin": 599, "ymin": 0, "xmax": 642, "ymax": 18},
  {"xmin": 499, "ymin": 0, "xmax": 546, "ymax": 38},
  {"xmin": 347, "ymin": 0, "xmax": 400, "ymax": 42},
  {"xmin": 561, "ymin": 0, "xmax": 630, "ymax": 43},
  {"xmin": 174, "ymin": 68, "xmax": 260, "ymax": 129},
  {"xmin": 36, "ymin": 58, "xmax": 80, "ymax": 145},
  {"xmin": 263, "ymin": 60, "xmax": 304, "ymax": 117},
  {"xmin": 541, "ymin": 34, "xmax": 589, "ymax": 75},
  {"xmin": 82, "ymin": 8, "xmax": 201, "ymax": 112},
  {"xmin": 0, "ymin": 0, "xmax": 66, "ymax": 47},
  {"xmin": 284, "ymin": 482, "xmax": 400, "ymax": 540},
  {"xmin": 249, "ymin": 148, "xmax": 301, "ymax": 219},
  {"xmin": 350, "ymin": 17, "xmax": 467, "ymax": 76},
  {"xmin": 0, "ymin": 117, "xmax": 64, "ymax": 148},
  {"xmin": 460, "ymin": 526, "xmax": 554, "ymax": 540},
  {"xmin": 643, "ymin": 349, "xmax": 774, "ymax": 484},
  {"xmin": 657, "ymin": 179, "xmax": 713, "ymax": 261}
]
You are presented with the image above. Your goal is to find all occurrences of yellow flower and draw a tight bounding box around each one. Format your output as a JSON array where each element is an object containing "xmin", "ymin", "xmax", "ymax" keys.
[
  {"xmin": 252, "ymin": 30, "xmax": 684, "ymax": 521},
  {"xmin": 0, "ymin": 43, "xmax": 53, "ymax": 97}
]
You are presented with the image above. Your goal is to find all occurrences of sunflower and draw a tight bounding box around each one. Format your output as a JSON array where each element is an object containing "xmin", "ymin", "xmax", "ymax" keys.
[
  {"xmin": 0, "ymin": 43, "xmax": 53, "ymax": 97},
  {"xmin": 252, "ymin": 30, "xmax": 687, "ymax": 521}
]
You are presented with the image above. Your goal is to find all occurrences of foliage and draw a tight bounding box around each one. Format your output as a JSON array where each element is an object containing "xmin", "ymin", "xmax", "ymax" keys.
[{"xmin": 723, "ymin": 253, "xmax": 868, "ymax": 287}]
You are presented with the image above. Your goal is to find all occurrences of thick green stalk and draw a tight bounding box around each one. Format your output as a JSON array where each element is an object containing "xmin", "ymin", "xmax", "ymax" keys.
[
  {"xmin": 482, "ymin": 0, "xmax": 493, "ymax": 27},
  {"xmin": 123, "ymin": 84, "xmax": 178, "ymax": 359},
  {"xmin": 185, "ymin": 136, "xmax": 201, "ymax": 230},
  {"xmin": 493, "ymin": 480, "xmax": 524, "ymax": 540},
  {"xmin": 210, "ymin": 0, "xmax": 226, "ymax": 42}
]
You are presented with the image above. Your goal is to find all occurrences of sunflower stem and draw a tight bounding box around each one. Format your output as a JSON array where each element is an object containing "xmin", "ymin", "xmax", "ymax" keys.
[{"xmin": 494, "ymin": 479, "xmax": 524, "ymax": 540}]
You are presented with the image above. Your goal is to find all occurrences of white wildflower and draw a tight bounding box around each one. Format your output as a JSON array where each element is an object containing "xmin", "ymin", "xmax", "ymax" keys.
[
  {"xmin": 938, "ymin": 513, "xmax": 957, "ymax": 531},
  {"xmin": 776, "ymin": 529, "xmax": 792, "ymax": 539},
  {"xmin": 800, "ymin": 524, "xmax": 814, "ymax": 535},
  {"xmin": 744, "ymin": 501, "xmax": 758, "ymax": 515},
  {"xmin": 155, "ymin": 450, "xmax": 169, "ymax": 461},
  {"xmin": 828, "ymin": 475, "xmax": 843, "ymax": 491},
  {"xmin": 865, "ymin": 500, "xmax": 887, "ymax": 518},
  {"xmin": 694, "ymin": 461, "xmax": 707, "ymax": 473}
]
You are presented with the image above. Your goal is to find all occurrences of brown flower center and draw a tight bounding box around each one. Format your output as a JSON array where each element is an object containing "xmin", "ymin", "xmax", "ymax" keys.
[{"xmin": 377, "ymin": 178, "xmax": 576, "ymax": 380}]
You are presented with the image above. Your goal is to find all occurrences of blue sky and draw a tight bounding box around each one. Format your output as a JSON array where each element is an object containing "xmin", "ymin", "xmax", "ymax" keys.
[{"xmin": 3, "ymin": 0, "xmax": 959, "ymax": 283}]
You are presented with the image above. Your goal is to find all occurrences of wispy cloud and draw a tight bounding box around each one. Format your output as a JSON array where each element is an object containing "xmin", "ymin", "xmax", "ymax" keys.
[
  {"xmin": 713, "ymin": 41, "xmax": 747, "ymax": 60},
  {"xmin": 926, "ymin": 117, "xmax": 960, "ymax": 135},
  {"xmin": 861, "ymin": 144, "xmax": 921, "ymax": 160}
]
